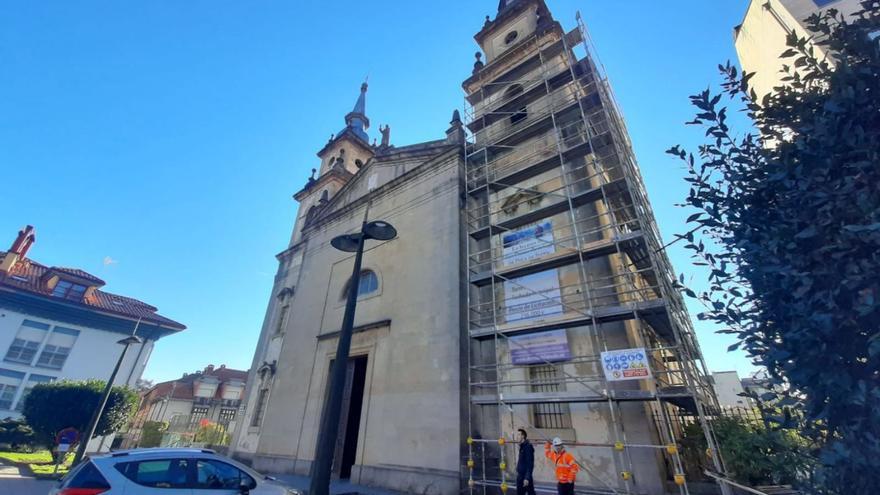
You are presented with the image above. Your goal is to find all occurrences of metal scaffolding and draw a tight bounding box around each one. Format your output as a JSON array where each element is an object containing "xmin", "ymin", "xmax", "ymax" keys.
[{"xmin": 463, "ymin": 13, "xmax": 729, "ymax": 495}]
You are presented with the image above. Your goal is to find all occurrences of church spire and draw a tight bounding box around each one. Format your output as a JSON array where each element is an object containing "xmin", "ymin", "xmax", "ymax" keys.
[{"xmin": 343, "ymin": 81, "xmax": 370, "ymax": 142}]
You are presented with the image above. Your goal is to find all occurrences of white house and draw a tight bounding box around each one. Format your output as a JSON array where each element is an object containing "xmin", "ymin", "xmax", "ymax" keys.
[{"xmin": 0, "ymin": 226, "xmax": 185, "ymax": 429}]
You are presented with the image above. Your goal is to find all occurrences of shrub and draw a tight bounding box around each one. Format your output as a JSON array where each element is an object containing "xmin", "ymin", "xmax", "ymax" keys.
[
  {"xmin": 22, "ymin": 380, "xmax": 138, "ymax": 446},
  {"xmin": 0, "ymin": 417, "xmax": 38, "ymax": 451}
]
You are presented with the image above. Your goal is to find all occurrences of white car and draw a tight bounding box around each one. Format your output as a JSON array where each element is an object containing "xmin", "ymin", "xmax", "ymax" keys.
[{"xmin": 50, "ymin": 448, "xmax": 299, "ymax": 495}]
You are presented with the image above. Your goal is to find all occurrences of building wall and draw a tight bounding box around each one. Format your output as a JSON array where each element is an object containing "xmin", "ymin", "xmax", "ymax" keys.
[
  {"xmin": 241, "ymin": 148, "xmax": 464, "ymax": 495},
  {"xmin": 0, "ymin": 309, "xmax": 151, "ymax": 418},
  {"xmin": 712, "ymin": 371, "xmax": 750, "ymax": 409},
  {"xmin": 734, "ymin": 0, "xmax": 862, "ymax": 99}
]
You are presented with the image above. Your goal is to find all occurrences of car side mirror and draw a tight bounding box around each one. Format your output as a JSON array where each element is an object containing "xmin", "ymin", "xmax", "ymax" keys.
[{"xmin": 239, "ymin": 478, "xmax": 251, "ymax": 495}]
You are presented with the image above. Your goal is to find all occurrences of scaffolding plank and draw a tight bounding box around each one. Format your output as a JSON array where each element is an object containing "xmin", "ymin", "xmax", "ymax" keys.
[
  {"xmin": 469, "ymin": 230, "xmax": 645, "ymax": 286},
  {"xmin": 466, "ymin": 140, "xmax": 593, "ymax": 197},
  {"xmin": 468, "ymin": 298, "xmax": 667, "ymax": 340},
  {"xmin": 470, "ymin": 386, "xmax": 696, "ymax": 405}
]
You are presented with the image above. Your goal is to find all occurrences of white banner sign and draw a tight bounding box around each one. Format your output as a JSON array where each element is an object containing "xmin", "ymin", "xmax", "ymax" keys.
[
  {"xmin": 510, "ymin": 329, "xmax": 571, "ymax": 365},
  {"xmin": 502, "ymin": 221, "xmax": 555, "ymax": 266},
  {"xmin": 504, "ymin": 270, "xmax": 563, "ymax": 323},
  {"xmin": 601, "ymin": 347, "xmax": 652, "ymax": 381}
]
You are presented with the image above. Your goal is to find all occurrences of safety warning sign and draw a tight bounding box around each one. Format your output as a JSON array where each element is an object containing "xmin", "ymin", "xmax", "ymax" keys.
[{"xmin": 601, "ymin": 347, "xmax": 652, "ymax": 382}]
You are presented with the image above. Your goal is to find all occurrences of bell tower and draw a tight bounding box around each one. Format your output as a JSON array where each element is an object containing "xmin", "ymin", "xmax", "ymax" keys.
[{"xmin": 290, "ymin": 82, "xmax": 376, "ymax": 244}]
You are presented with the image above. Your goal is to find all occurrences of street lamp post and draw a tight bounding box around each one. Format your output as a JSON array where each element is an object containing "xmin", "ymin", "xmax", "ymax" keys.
[
  {"xmin": 72, "ymin": 334, "xmax": 144, "ymax": 465},
  {"xmin": 308, "ymin": 216, "xmax": 397, "ymax": 495}
]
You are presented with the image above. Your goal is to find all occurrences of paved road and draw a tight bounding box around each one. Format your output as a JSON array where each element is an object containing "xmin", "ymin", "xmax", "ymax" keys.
[{"xmin": 0, "ymin": 462, "xmax": 56, "ymax": 495}]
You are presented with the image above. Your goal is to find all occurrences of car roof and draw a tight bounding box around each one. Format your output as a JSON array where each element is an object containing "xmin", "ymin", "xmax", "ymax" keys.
[{"xmin": 92, "ymin": 448, "xmax": 219, "ymax": 460}]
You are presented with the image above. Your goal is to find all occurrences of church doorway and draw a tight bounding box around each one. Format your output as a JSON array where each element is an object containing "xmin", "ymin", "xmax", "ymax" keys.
[{"xmin": 331, "ymin": 355, "xmax": 368, "ymax": 479}]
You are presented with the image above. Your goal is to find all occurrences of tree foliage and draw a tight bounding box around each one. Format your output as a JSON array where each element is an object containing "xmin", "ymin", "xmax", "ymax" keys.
[
  {"xmin": 22, "ymin": 380, "xmax": 138, "ymax": 445},
  {"xmin": 667, "ymin": 3, "xmax": 879, "ymax": 493}
]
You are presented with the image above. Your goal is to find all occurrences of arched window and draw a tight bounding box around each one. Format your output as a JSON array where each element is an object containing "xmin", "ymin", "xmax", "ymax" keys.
[
  {"xmin": 320, "ymin": 190, "xmax": 330, "ymax": 203},
  {"xmin": 342, "ymin": 270, "xmax": 379, "ymax": 300}
]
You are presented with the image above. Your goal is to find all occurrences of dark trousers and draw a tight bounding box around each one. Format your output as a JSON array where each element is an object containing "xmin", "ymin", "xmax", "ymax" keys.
[
  {"xmin": 516, "ymin": 476, "xmax": 536, "ymax": 495},
  {"xmin": 557, "ymin": 482, "xmax": 575, "ymax": 495}
]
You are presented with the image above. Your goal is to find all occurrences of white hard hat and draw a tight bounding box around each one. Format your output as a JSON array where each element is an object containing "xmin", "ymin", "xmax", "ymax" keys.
[{"xmin": 552, "ymin": 437, "xmax": 563, "ymax": 447}]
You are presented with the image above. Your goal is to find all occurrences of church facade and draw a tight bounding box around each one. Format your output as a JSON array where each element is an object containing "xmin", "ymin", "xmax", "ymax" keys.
[
  {"xmin": 231, "ymin": 79, "xmax": 468, "ymax": 492},
  {"xmin": 231, "ymin": 2, "xmax": 722, "ymax": 495}
]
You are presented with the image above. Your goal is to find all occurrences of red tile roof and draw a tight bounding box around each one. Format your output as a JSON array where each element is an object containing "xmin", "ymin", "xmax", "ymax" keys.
[
  {"xmin": 145, "ymin": 366, "xmax": 249, "ymax": 402},
  {"xmin": 0, "ymin": 251, "xmax": 184, "ymax": 330},
  {"xmin": 50, "ymin": 267, "xmax": 106, "ymax": 285}
]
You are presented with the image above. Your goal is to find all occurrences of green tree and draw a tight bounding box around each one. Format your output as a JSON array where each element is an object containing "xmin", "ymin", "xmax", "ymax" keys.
[
  {"xmin": 667, "ymin": 3, "xmax": 879, "ymax": 493},
  {"xmin": 22, "ymin": 380, "xmax": 138, "ymax": 447}
]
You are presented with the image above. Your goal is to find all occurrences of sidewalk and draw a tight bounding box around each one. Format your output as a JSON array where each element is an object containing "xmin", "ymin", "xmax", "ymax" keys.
[
  {"xmin": 0, "ymin": 459, "xmax": 56, "ymax": 495},
  {"xmin": 272, "ymin": 474, "xmax": 412, "ymax": 495}
]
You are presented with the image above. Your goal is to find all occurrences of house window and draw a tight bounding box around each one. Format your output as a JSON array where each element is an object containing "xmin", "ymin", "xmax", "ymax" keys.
[
  {"xmin": 4, "ymin": 320, "xmax": 49, "ymax": 365},
  {"xmin": 35, "ymin": 327, "xmax": 79, "ymax": 370},
  {"xmin": 14, "ymin": 374, "xmax": 54, "ymax": 412},
  {"xmin": 52, "ymin": 279, "xmax": 87, "ymax": 300},
  {"xmin": 343, "ymin": 270, "xmax": 379, "ymax": 300},
  {"xmin": 504, "ymin": 30, "xmax": 519, "ymax": 45},
  {"xmin": 0, "ymin": 369, "xmax": 25, "ymax": 411},
  {"xmin": 276, "ymin": 305, "xmax": 289, "ymax": 334},
  {"xmin": 251, "ymin": 389, "xmax": 269, "ymax": 427},
  {"xmin": 5, "ymin": 339, "xmax": 41, "ymax": 365},
  {"xmin": 529, "ymin": 365, "xmax": 571, "ymax": 429},
  {"xmin": 218, "ymin": 408, "xmax": 236, "ymax": 424}
]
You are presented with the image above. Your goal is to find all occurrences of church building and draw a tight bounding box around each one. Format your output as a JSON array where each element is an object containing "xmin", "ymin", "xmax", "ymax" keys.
[{"xmin": 231, "ymin": 2, "xmax": 724, "ymax": 495}]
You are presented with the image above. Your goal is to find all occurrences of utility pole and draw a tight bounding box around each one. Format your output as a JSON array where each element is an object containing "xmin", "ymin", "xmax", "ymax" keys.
[{"xmin": 72, "ymin": 333, "xmax": 143, "ymax": 465}]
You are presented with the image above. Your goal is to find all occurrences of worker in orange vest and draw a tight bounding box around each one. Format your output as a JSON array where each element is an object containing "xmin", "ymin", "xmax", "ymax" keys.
[{"xmin": 545, "ymin": 437, "xmax": 579, "ymax": 495}]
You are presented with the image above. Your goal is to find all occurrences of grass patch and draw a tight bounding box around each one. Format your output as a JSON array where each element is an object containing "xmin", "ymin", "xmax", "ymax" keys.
[
  {"xmin": 0, "ymin": 450, "xmax": 72, "ymax": 477},
  {"xmin": 0, "ymin": 450, "xmax": 53, "ymax": 464},
  {"xmin": 29, "ymin": 461, "xmax": 69, "ymax": 476}
]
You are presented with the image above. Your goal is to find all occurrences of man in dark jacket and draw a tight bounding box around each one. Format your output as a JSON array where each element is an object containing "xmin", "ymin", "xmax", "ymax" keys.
[{"xmin": 516, "ymin": 428, "xmax": 536, "ymax": 495}]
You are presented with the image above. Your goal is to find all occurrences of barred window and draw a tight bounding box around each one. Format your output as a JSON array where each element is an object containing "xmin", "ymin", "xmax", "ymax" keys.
[
  {"xmin": 529, "ymin": 365, "xmax": 572, "ymax": 429},
  {"xmin": 251, "ymin": 389, "xmax": 269, "ymax": 427},
  {"xmin": 218, "ymin": 408, "xmax": 236, "ymax": 424},
  {"xmin": 190, "ymin": 406, "xmax": 209, "ymax": 426}
]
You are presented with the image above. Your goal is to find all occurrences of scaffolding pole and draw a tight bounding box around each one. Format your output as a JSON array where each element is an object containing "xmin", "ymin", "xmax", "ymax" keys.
[{"xmin": 463, "ymin": 12, "xmax": 730, "ymax": 495}]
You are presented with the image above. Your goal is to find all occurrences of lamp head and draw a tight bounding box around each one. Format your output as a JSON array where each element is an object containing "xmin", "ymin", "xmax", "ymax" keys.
[
  {"xmin": 363, "ymin": 221, "xmax": 397, "ymax": 241},
  {"xmin": 331, "ymin": 233, "xmax": 362, "ymax": 253},
  {"xmin": 118, "ymin": 335, "xmax": 143, "ymax": 346}
]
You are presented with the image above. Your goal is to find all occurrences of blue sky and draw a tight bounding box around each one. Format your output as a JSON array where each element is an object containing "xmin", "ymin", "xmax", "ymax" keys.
[{"xmin": 0, "ymin": 0, "xmax": 756, "ymax": 383}]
